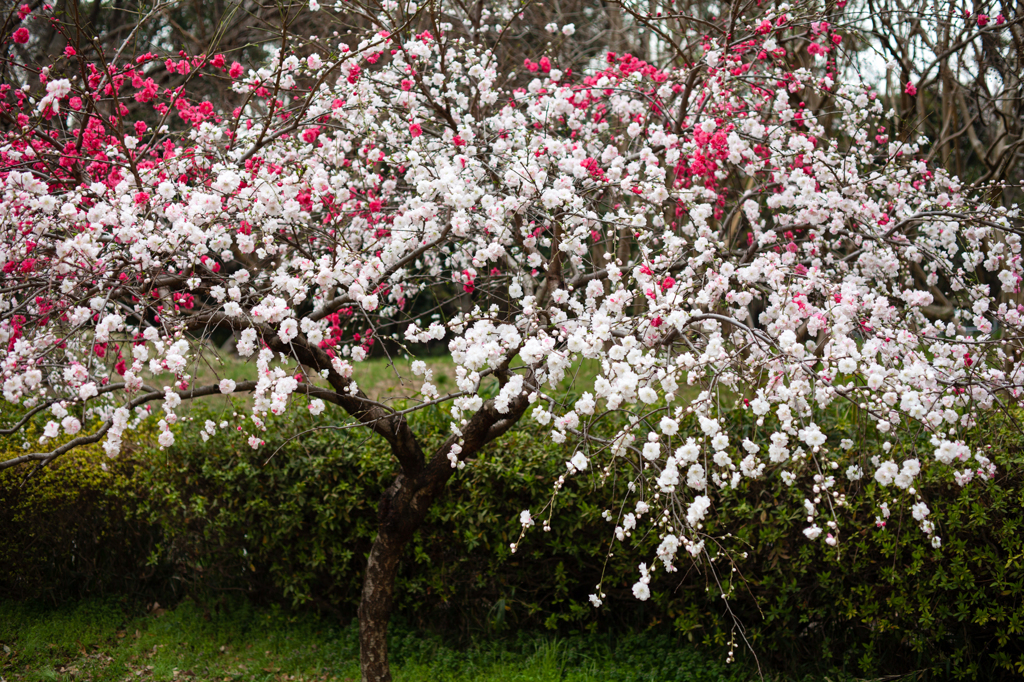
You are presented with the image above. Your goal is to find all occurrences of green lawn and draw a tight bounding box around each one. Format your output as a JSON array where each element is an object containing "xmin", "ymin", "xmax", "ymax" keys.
[
  {"xmin": 0, "ymin": 598, "xmax": 837, "ymax": 682},
  {"xmin": 171, "ymin": 351, "xmax": 460, "ymax": 405},
  {"xmin": 178, "ymin": 348, "xmax": 610, "ymax": 407}
]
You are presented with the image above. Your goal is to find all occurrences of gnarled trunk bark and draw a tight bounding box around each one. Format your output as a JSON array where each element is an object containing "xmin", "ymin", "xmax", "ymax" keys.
[
  {"xmin": 358, "ymin": 526, "xmax": 406, "ymax": 682},
  {"xmin": 357, "ymin": 471, "xmax": 447, "ymax": 682}
]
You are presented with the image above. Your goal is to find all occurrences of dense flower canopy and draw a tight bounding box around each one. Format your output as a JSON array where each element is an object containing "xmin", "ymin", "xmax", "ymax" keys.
[{"xmin": 2, "ymin": 0, "xmax": 1022, "ymax": 609}]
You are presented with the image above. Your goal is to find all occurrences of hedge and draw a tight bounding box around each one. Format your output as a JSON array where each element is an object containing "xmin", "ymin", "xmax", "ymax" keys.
[
  {"xmin": 0, "ymin": 425, "xmax": 159, "ymax": 602},
  {"xmin": 1, "ymin": 403, "xmax": 1022, "ymax": 679}
]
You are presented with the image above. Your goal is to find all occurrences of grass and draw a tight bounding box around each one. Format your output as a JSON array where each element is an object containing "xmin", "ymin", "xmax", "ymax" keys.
[
  {"xmin": 172, "ymin": 350, "xmax": 460, "ymax": 405},
  {"xmin": 178, "ymin": 346, "xmax": 611, "ymax": 407},
  {"xmin": 0, "ymin": 598, "xmax": 835, "ymax": 682},
  {"xmin": 0, "ymin": 598, "xmax": 353, "ymax": 682}
]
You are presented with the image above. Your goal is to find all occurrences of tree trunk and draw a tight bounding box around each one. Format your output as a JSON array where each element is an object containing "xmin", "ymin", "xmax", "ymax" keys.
[
  {"xmin": 354, "ymin": 377, "xmax": 534, "ymax": 681},
  {"xmin": 357, "ymin": 472, "xmax": 446, "ymax": 682},
  {"xmin": 358, "ymin": 526, "xmax": 407, "ymax": 682}
]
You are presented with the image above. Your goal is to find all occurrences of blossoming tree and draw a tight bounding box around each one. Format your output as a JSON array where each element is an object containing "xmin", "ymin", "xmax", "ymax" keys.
[{"xmin": 2, "ymin": 0, "xmax": 1023, "ymax": 678}]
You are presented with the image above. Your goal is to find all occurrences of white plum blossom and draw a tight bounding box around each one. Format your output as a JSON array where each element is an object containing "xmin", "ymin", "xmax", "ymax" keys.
[
  {"xmin": 874, "ymin": 461, "xmax": 899, "ymax": 486},
  {"xmin": 61, "ymin": 416, "xmax": 81, "ymax": 435},
  {"xmin": 279, "ymin": 318, "xmax": 299, "ymax": 343},
  {"xmin": 659, "ymin": 417, "xmax": 679, "ymax": 436},
  {"xmin": 686, "ymin": 495, "xmax": 711, "ymax": 527},
  {"xmin": 569, "ymin": 452, "xmax": 589, "ymax": 472},
  {"xmin": 803, "ymin": 526, "xmax": 822, "ymax": 540},
  {"xmin": 798, "ymin": 424, "xmax": 826, "ymax": 448}
]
